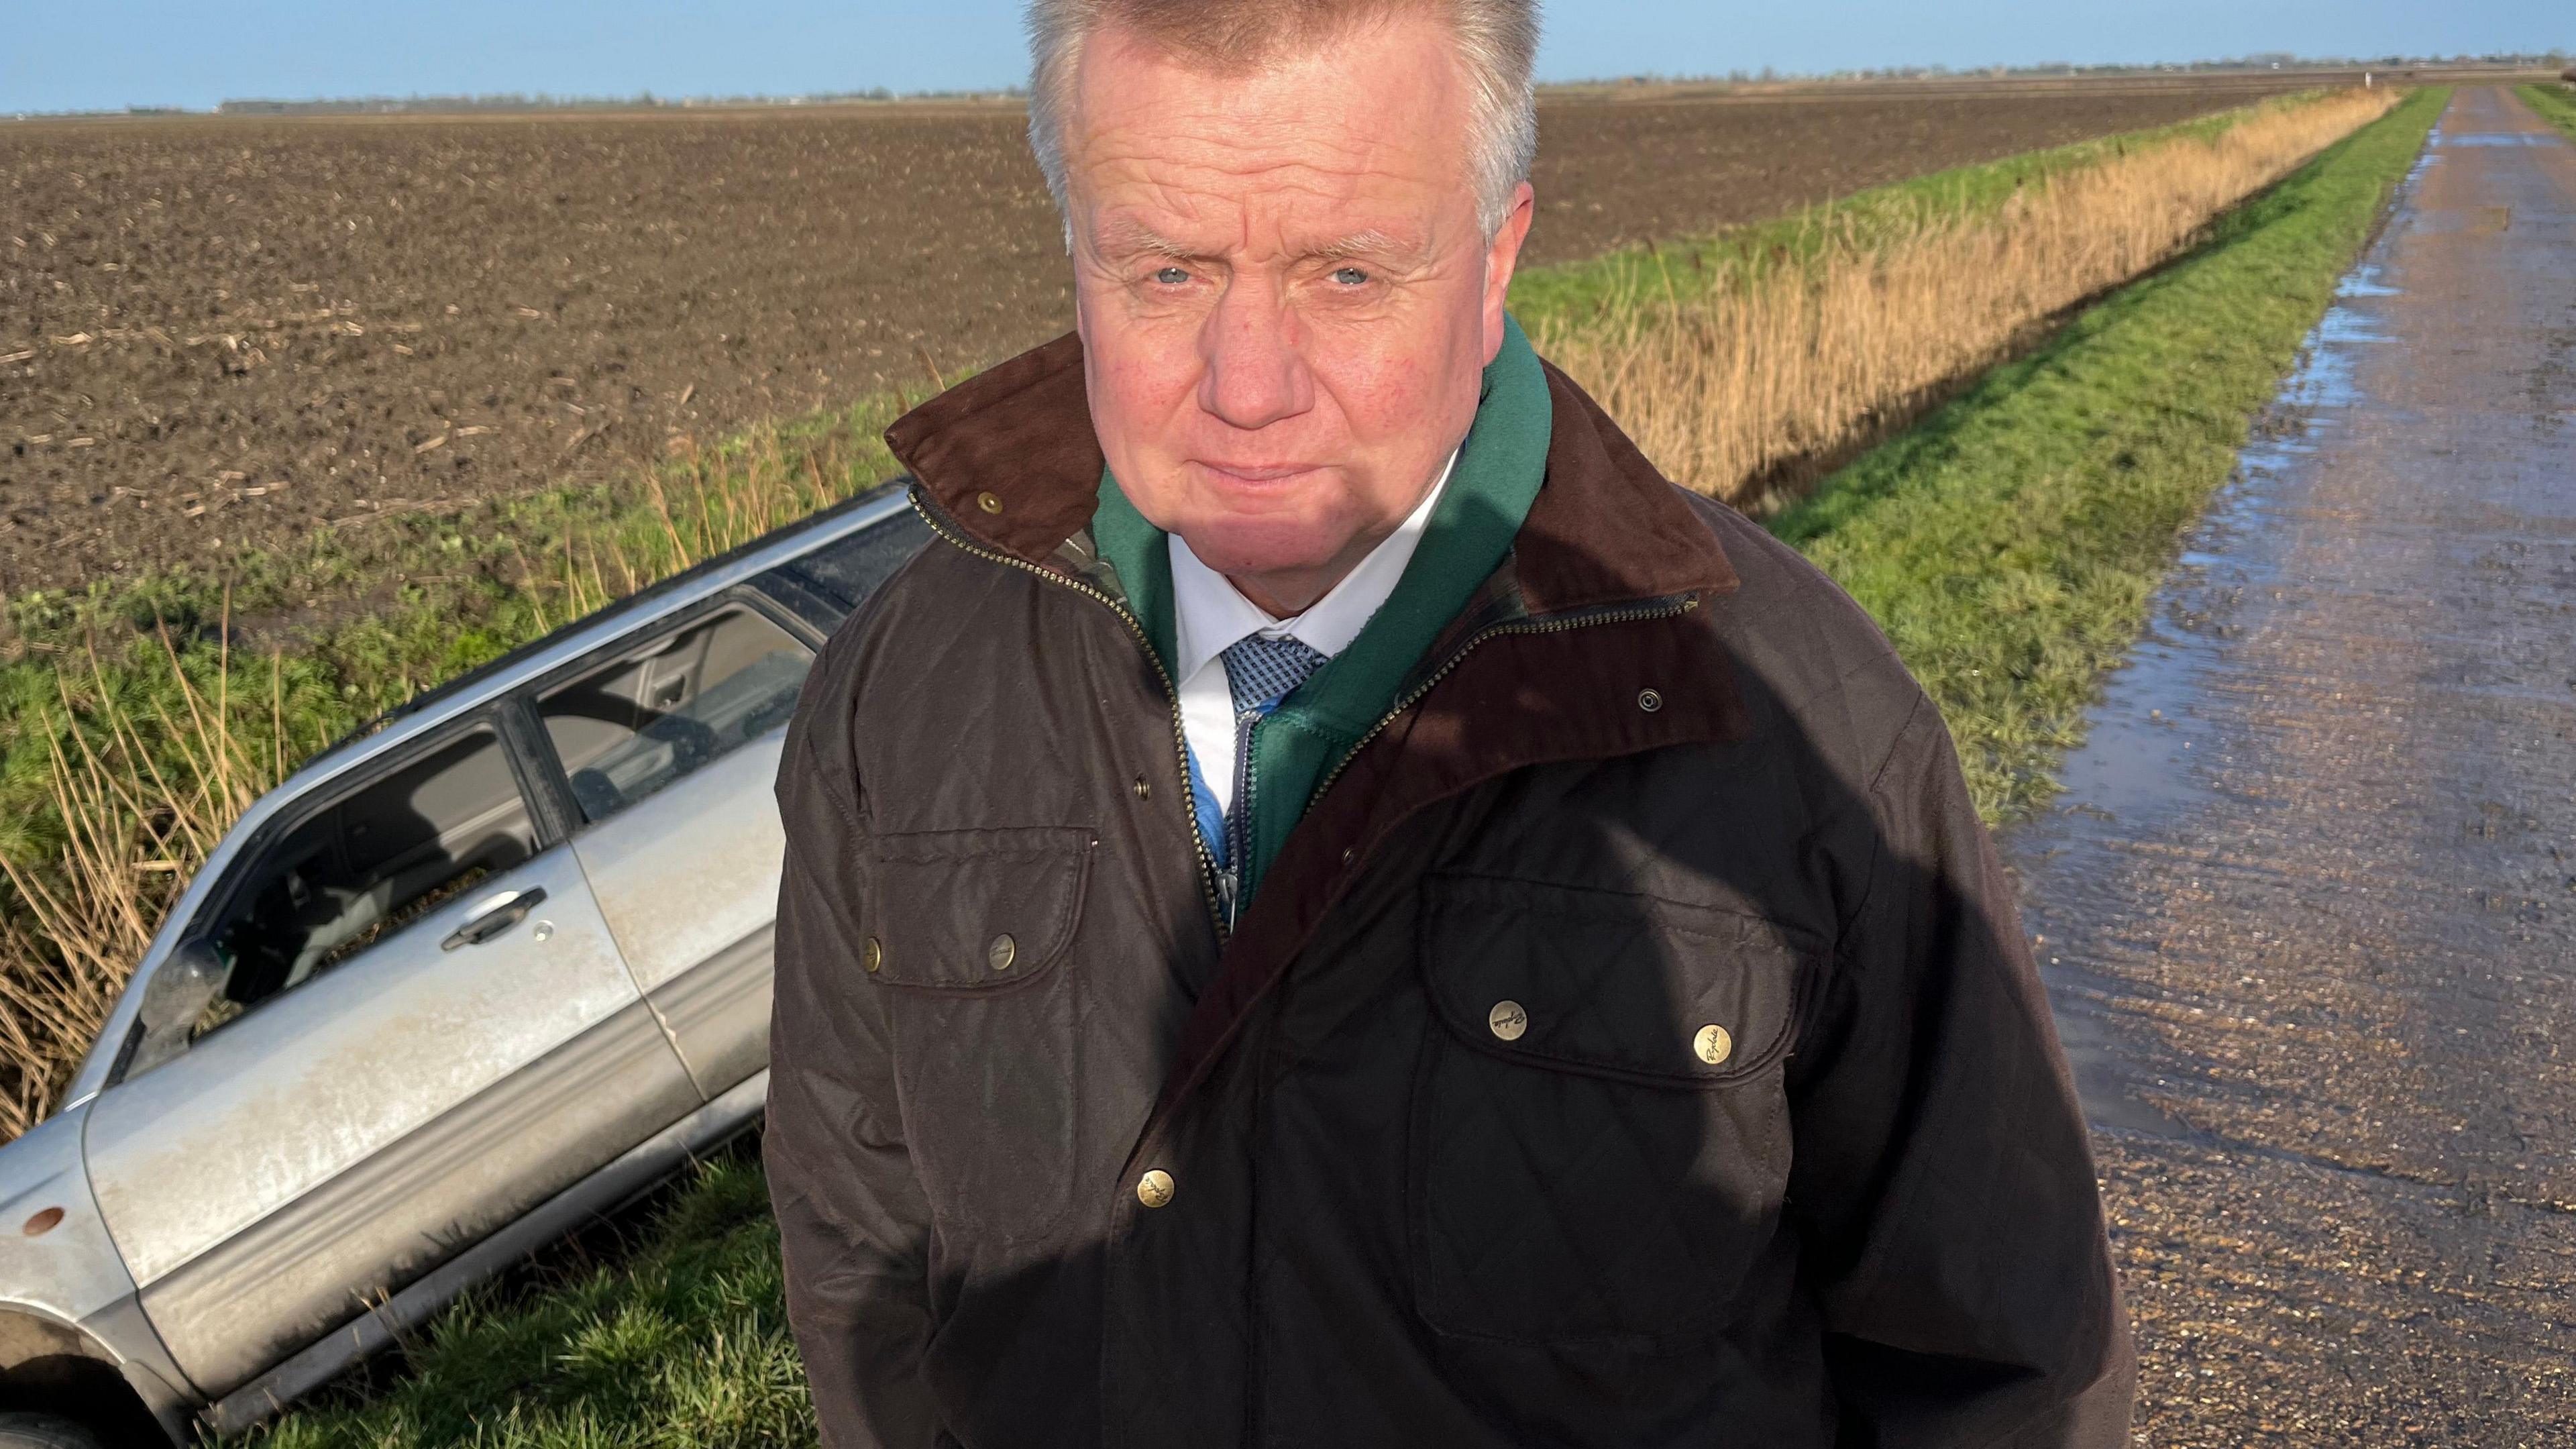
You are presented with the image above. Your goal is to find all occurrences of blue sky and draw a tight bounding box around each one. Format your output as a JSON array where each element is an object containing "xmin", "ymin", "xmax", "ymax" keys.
[{"xmin": 2, "ymin": 0, "xmax": 2564, "ymax": 114}]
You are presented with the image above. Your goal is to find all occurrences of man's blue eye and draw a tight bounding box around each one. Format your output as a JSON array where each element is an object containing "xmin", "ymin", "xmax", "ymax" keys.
[
  {"xmin": 1153, "ymin": 266, "xmax": 1189, "ymax": 285},
  {"xmin": 1331, "ymin": 267, "xmax": 1369, "ymax": 286}
]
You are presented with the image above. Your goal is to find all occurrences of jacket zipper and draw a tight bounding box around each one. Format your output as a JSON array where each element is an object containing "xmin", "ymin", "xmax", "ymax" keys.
[{"xmin": 910, "ymin": 490, "xmax": 1231, "ymax": 942}]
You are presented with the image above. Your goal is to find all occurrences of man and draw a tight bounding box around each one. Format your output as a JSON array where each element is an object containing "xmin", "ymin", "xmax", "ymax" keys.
[{"xmin": 765, "ymin": 1, "xmax": 2133, "ymax": 1443}]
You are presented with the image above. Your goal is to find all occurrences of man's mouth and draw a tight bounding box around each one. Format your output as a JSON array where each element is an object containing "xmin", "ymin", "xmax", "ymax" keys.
[{"xmin": 1194, "ymin": 462, "xmax": 1324, "ymax": 484}]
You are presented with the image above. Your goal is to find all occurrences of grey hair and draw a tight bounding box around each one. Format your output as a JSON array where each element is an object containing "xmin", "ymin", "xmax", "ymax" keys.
[{"xmin": 1025, "ymin": 0, "xmax": 1540, "ymax": 240}]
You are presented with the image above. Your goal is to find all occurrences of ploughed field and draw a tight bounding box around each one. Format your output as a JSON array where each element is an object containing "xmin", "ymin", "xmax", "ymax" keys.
[{"xmin": 3, "ymin": 82, "xmax": 2308, "ymax": 595}]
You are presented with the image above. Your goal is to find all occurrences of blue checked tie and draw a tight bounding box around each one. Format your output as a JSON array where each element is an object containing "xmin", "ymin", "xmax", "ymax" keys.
[{"xmin": 1217, "ymin": 635, "xmax": 1329, "ymax": 891}]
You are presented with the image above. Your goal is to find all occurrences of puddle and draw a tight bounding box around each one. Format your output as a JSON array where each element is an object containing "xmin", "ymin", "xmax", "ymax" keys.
[
  {"xmin": 2337, "ymin": 263, "xmax": 2402, "ymax": 300},
  {"xmin": 2035, "ymin": 145, "xmax": 2423, "ymax": 834},
  {"xmin": 2440, "ymin": 132, "xmax": 2555, "ymax": 147},
  {"xmin": 2006, "ymin": 107, "xmax": 2442, "ymax": 1137}
]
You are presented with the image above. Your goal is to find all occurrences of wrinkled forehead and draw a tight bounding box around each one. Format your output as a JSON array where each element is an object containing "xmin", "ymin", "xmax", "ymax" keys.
[{"xmin": 1061, "ymin": 16, "xmax": 1483, "ymax": 232}]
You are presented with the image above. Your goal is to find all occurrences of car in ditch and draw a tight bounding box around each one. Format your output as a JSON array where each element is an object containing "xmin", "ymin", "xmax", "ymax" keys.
[{"xmin": 0, "ymin": 482, "xmax": 928, "ymax": 1447}]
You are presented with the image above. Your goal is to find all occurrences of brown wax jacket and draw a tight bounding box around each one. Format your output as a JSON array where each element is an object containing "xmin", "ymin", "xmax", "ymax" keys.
[{"xmin": 765, "ymin": 334, "xmax": 2134, "ymax": 1448}]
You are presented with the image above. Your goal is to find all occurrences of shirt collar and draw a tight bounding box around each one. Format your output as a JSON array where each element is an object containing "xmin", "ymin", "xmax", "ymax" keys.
[{"xmin": 1168, "ymin": 449, "xmax": 1457, "ymax": 686}]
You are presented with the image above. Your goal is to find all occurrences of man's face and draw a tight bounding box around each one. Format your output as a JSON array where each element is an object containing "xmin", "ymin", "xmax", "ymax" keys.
[{"xmin": 1063, "ymin": 13, "xmax": 1535, "ymax": 613}]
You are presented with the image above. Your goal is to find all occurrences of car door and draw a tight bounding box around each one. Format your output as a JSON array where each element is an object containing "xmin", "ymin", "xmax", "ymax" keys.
[
  {"xmin": 78, "ymin": 710, "xmax": 701, "ymax": 1399},
  {"xmin": 533, "ymin": 593, "xmax": 817, "ymax": 1096}
]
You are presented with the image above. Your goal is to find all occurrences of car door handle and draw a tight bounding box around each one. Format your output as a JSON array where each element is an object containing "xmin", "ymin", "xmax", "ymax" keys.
[{"xmin": 441, "ymin": 887, "xmax": 547, "ymax": 951}]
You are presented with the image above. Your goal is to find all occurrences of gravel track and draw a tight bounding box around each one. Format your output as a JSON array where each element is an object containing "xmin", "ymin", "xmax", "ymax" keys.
[{"xmin": 2006, "ymin": 87, "xmax": 2576, "ymax": 1444}]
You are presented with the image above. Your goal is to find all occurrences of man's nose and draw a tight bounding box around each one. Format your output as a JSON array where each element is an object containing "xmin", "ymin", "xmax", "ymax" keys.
[{"xmin": 1197, "ymin": 282, "xmax": 1313, "ymax": 433}]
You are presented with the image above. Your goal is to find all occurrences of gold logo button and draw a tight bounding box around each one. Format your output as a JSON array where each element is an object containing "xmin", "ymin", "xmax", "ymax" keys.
[
  {"xmin": 987, "ymin": 934, "xmax": 1017, "ymax": 972},
  {"xmin": 863, "ymin": 937, "xmax": 883, "ymax": 973},
  {"xmin": 976, "ymin": 490, "xmax": 1005, "ymax": 515},
  {"xmin": 1488, "ymin": 1000, "xmax": 1529, "ymax": 1042},
  {"xmin": 1136, "ymin": 1169, "xmax": 1176, "ymax": 1209},
  {"xmin": 1694, "ymin": 1024, "xmax": 1733, "ymax": 1066}
]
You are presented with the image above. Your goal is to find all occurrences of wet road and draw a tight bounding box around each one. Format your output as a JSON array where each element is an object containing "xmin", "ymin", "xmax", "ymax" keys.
[{"xmin": 2004, "ymin": 87, "xmax": 2576, "ymax": 1444}]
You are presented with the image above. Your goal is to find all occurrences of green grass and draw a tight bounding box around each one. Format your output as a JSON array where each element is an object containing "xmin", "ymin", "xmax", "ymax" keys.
[
  {"xmin": 250, "ymin": 89, "xmax": 2447, "ymax": 1447},
  {"xmin": 256, "ymin": 1155, "xmax": 812, "ymax": 1449},
  {"xmin": 2518, "ymin": 82, "xmax": 2576, "ymax": 138}
]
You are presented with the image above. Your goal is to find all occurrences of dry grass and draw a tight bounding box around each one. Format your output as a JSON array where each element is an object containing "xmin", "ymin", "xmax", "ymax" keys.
[
  {"xmin": 0, "ymin": 621, "xmax": 278, "ymax": 1130},
  {"xmin": 0, "ymin": 421, "xmax": 871, "ymax": 1136},
  {"xmin": 1532, "ymin": 87, "xmax": 2401, "ymax": 509}
]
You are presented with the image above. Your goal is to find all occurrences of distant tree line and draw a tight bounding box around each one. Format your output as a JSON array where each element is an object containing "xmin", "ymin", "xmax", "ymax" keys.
[{"xmin": 1617, "ymin": 51, "xmax": 2571, "ymax": 87}]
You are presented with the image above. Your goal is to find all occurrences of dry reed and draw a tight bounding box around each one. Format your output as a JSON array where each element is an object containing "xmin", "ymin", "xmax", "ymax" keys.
[{"xmin": 1533, "ymin": 87, "xmax": 2400, "ymax": 508}]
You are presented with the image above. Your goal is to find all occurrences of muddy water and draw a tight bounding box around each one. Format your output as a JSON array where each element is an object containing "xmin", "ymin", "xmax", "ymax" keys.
[{"xmin": 2002, "ymin": 87, "xmax": 2576, "ymax": 1443}]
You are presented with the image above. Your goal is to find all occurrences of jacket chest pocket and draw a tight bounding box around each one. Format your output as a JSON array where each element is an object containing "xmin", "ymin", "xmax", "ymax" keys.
[
  {"xmin": 869, "ymin": 826, "xmax": 1093, "ymax": 1242},
  {"xmin": 1409, "ymin": 874, "xmax": 1805, "ymax": 1348}
]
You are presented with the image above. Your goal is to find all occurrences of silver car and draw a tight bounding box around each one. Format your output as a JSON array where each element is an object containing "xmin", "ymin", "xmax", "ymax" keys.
[{"xmin": 0, "ymin": 484, "xmax": 926, "ymax": 1448}]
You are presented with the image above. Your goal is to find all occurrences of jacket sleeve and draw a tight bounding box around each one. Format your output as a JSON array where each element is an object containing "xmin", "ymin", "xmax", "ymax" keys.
[
  {"xmin": 1786, "ymin": 695, "xmax": 2135, "ymax": 1448},
  {"xmin": 765, "ymin": 657, "xmax": 944, "ymax": 1448}
]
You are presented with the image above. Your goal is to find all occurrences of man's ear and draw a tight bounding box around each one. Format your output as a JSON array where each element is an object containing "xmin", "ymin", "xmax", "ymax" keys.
[{"xmin": 1483, "ymin": 181, "xmax": 1536, "ymax": 364}]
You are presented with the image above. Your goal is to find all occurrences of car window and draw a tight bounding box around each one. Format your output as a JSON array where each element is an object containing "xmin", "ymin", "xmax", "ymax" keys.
[
  {"xmin": 192, "ymin": 726, "xmax": 536, "ymax": 1039},
  {"xmin": 539, "ymin": 602, "xmax": 814, "ymax": 824}
]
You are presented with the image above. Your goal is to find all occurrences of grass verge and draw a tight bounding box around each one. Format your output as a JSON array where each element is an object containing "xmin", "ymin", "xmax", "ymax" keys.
[
  {"xmin": 252, "ymin": 87, "xmax": 2449, "ymax": 1448},
  {"xmin": 2518, "ymin": 82, "xmax": 2576, "ymax": 138}
]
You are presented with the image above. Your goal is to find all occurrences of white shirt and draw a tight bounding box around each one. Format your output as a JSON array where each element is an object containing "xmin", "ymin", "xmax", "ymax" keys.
[{"xmin": 1170, "ymin": 451, "xmax": 1456, "ymax": 818}]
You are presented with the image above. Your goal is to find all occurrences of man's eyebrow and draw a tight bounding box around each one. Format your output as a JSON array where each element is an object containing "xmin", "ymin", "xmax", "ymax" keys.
[
  {"xmin": 1087, "ymin": 219, "xmax": 1427, "ymax": 266},
  {"xmin": 1091, "ymin": 217, "xmax": 1201, "ymax": 260},
  {"xmin": 1306, "ymin": 229, "xmax": 1413, "ymax": 262}
]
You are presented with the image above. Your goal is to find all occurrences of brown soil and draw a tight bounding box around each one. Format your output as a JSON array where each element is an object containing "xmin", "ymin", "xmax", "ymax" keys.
[{"xmin": 2, "ymin": 80, "xmax": 2309, "ymax": 595}]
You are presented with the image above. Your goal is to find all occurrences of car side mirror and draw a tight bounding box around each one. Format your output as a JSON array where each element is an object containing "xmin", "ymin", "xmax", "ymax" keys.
[{"xmin": 115, "ymin": 941, "xmax": 230, "ymax": 1083}]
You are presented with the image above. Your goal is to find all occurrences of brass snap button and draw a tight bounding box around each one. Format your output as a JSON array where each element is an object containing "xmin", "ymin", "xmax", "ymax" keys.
[
  {"xmin": 1136, "ymin": 1169, "xmax": 1176, "ymax": 1209},
  {"xmin": 1694, "ymin": 1024, "xmax": 1733, "ymax": 1066},
  {"xmin": 1133, "ymin": 776, "xmax": 1151, "ymax": 800},
  {"xmin": 976, "ymin": 490, "xmax": 1005, "ymax": 515},
  {"xmin": 863, "ymin": 936, "xmax": 883, "ymax": 973},
  {"xmin": 1638, "ymin": 688, "xmax": 1664, "ymax": 713},
  {"xmin": 987, "ymin": 934, "xmax": 1017, "ymax": 972},
  {"xmin": 1488, "ymin": 1000, "xmax": 1529, "ymax": 1042}
]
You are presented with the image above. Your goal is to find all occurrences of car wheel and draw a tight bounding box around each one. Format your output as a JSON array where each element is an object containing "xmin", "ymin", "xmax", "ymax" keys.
[{"xmin": 0, "ymin": 1414, "xmax": 106, "ymax": 1449}]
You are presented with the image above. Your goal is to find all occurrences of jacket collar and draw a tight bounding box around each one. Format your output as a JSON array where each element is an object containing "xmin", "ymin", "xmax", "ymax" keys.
[{"xmin": 883, "ymin": 330, "xmax": 1740, "ymax": 618}]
